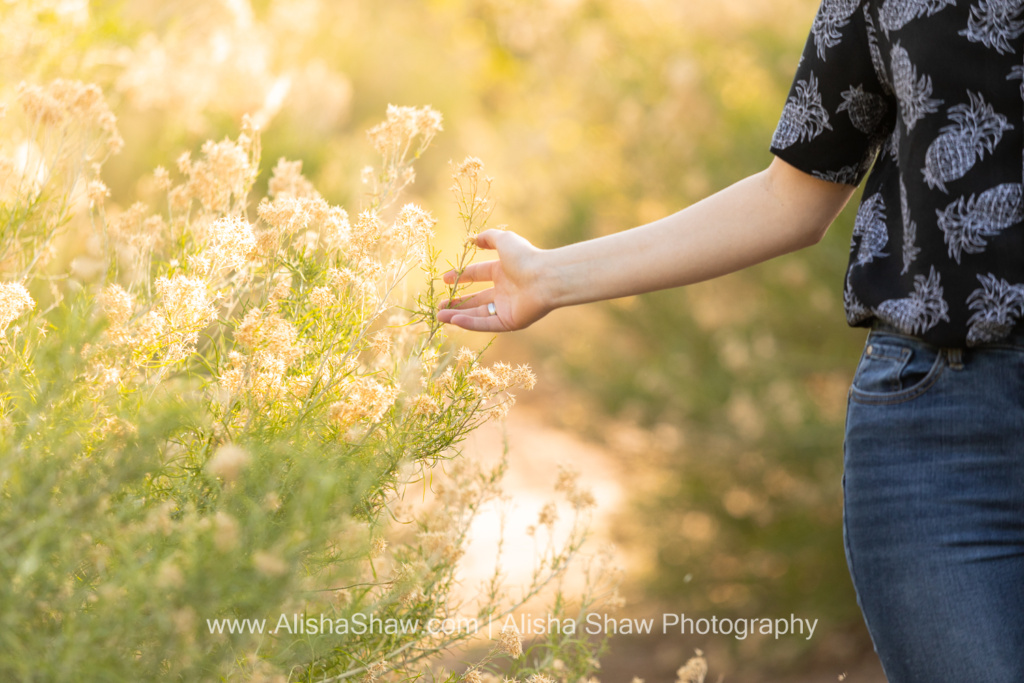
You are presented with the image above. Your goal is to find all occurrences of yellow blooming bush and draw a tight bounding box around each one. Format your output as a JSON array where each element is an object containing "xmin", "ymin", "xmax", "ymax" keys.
[{"xmin": 0, "ymin": 82, "xmax": 618, "ymax": 682}]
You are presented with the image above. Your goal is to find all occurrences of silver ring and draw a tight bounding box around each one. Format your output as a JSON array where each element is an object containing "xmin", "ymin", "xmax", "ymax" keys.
[{"xmin": 487, "ymin": 302, "xmax": 497, "ymax": 316}]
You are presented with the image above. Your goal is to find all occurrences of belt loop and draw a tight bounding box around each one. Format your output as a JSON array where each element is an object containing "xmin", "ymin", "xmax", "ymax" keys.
[{"xmin": 944, "ymin": 347, "xmax": 964, "ymax": 370}]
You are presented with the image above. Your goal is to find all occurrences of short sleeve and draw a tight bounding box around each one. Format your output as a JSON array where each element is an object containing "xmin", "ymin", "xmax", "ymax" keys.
[{"xmin": 770, "ymin": 0, "xmax": 895, "ymax": 186}]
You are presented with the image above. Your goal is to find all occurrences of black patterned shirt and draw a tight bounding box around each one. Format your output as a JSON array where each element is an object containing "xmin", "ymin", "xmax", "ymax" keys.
[{"xmin": 770, "ymin": 0, "xmax": 1024, "ymax": 347}]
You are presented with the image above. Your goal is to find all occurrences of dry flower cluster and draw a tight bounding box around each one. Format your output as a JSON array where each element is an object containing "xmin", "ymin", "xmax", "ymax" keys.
[
  {"xmin": 1, "ymin": 79, "xmax": 122, "ymax": 278},
  {"xmin": 675, "ymin": 652, "xmax": 709, "ymax": 683},
  {"xmin": 0, "ymin": 281, "xmax": 34, "ymax": 334}
]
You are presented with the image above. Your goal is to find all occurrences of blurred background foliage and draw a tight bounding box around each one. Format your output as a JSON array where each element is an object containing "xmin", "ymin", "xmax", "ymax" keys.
[{"xmin": 3, "ymin": 0, "xmax": 878, "ymax": 679}]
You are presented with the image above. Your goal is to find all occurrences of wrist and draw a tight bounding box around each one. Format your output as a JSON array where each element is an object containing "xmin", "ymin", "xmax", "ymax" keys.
[{"xmin": 528, "ymin": 246, "xmax": 567, "ymax": 313}]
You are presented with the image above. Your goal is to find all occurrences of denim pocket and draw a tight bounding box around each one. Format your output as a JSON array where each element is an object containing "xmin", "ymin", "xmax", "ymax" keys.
[{"xmin": 849, "ymin": 333, "xmax": 946, "ymax": 405}]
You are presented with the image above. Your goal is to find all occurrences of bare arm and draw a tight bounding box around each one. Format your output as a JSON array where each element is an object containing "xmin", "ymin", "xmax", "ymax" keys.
[{"xmin": 436, "ymin": 157, "xmax": 857, "ymax": 332}]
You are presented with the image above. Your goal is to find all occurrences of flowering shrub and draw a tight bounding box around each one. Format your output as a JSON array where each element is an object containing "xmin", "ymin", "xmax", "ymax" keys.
[{"xmin": 0, "ymin": 82, "xmax": 619, "ymax": 682}]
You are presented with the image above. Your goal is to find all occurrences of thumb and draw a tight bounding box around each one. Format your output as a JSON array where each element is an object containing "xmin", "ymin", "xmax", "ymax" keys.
[{"xmin": 476, "ymin": 228, "xmax": 536, "ymax": 255}]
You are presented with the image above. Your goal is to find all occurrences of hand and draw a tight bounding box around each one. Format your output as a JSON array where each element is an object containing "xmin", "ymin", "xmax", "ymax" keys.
[{"xmin": 436, "ymin": 229, "xmax": 552, "ymax": 332}]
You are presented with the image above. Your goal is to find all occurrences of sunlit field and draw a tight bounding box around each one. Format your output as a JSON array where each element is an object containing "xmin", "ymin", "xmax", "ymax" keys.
[{"xmin": 2, "ymin": 1, "xmax": 885, "ymax": 681}]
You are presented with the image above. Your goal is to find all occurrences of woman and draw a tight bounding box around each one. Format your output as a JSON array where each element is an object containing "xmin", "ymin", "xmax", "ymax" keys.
[{"xmin": 437, "ymin": 1, "xmax": 1024, "ymax": 680}]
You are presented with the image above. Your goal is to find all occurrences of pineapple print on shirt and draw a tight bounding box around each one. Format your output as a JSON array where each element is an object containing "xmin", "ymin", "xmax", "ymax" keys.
[
  {"xmin": 966, "ymin": 273, "xmax": 1024, "ymax": 343},
  {"xmin": 813, "ymin": 0, "xmax": 864, "ymax": 58},
  {"xmin": 845, "ymin": 279, "xmax": 873, "ymax": 325},
  {"xmin": 852, "ymin": 193, "xmax": 890, "ymax": 266},
  {"xmin": 937, "ymin": 183, "xmax": 1024, "ymax": 262},
  {"xmin": 772, "ymin": 73, "xmax": 832, "ymax": 149},
  {"xmin": 960, "ymin": 0, "xmax": 1024, "ymax": 54},
  {"xmin": 900, "ymin": 179, "xmax": 921, "ymax": 274},
  {"xmin": 880, "ymin": 0, "xmax": 956, "ymax": 33},
  {"xmin": 922, "ymin": 91, "xmax": 1013, "ymax": 192},
  {"xmin": 770, "ymin": 0, "xmax": 1024, "ymax": 346},
  {"xmin": 890, "ymin": 43, "xmax": 943, "ymax": 131},
  {"xmin": 864, "ymin": 7, "xmax": 892, "ymax": 93},
  {"xmin": 875, "ymin": 267, "xmax": 951, "ymax": 335},
  {"xmin": 839, "ymin": 84, "xmax": 889, "ymax": 133}
]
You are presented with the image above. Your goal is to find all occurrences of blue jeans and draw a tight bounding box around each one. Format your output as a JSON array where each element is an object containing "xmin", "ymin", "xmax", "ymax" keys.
[{"xmin": 843, "ymin": 324, "xmax": 1024, "ymax": 682}]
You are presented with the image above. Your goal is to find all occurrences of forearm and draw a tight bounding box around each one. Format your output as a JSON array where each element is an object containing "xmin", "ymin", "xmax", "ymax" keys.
[{"xmin": 538, "ymin": 159, "xmax": 855, "ymax": 309}]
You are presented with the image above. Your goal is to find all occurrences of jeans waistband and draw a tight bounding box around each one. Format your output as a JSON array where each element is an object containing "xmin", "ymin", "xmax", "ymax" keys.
[{"xmin": 870, "ymin": 319, "xmax": 1024, "ymax": 349}]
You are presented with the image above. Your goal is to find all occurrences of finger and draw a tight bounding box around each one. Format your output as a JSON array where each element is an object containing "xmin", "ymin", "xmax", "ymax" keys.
[
  {"xmin": 473, "ymin": 228, "xmax": 509, "ymax": 250},
  {"xmin": 445, "ymin": 306, "xmax": 508, "ymax": 332},
  {"xmin": 438, "ymin": 287, "xmax": 495, "ymax": 310},
  {"xmin": 442, "ymin": 260, "xmax": 498, "ymax": 285},
  {"xmin": 435, "ymin": 307, "xmax": 458, "ymax": 324},
  {"xmin": 436, "ymin": 299, "xmax": 495, "ymax": 322}
]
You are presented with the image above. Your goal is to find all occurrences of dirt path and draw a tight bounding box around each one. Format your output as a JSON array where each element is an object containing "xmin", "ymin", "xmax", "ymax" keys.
[{"xmin": 457, "ymin": 403, "xmax": 629, "ymax": 592}]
